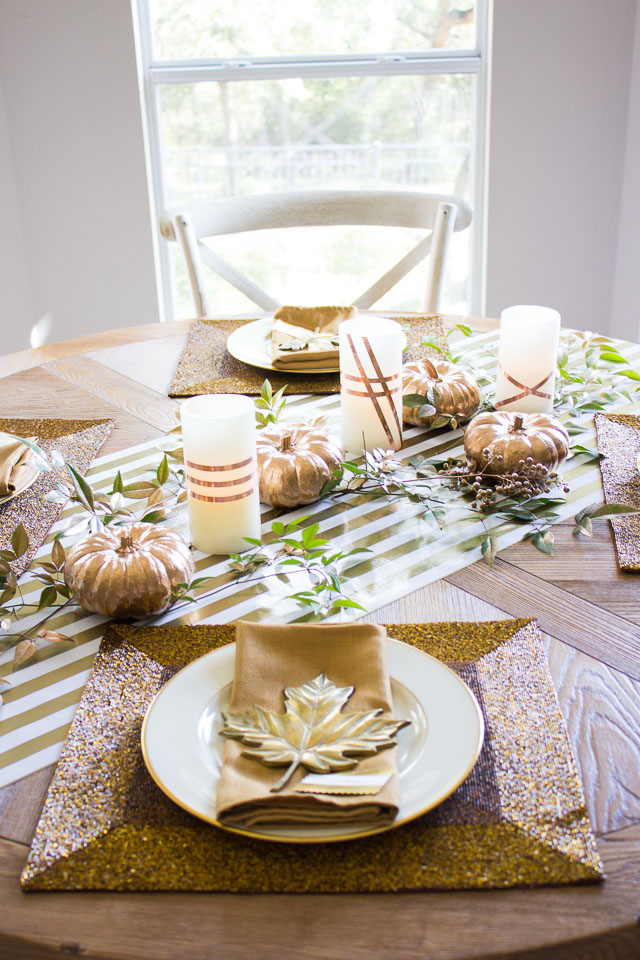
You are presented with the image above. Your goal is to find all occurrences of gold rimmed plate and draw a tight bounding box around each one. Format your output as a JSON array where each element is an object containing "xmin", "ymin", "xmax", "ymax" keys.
[
  {"xmin": 0, "ymin": 465, "xmax": 40, "ymax": 506},
  {"xmin": 141, "ymin": 637, "xmax": 484, "ymax": 843}
]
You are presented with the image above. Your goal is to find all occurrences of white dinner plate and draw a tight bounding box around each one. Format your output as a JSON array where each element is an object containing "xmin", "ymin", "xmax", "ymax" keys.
[
  {"xmin": 141, "ymin": 637, "xmax": 484, "ymax": 843},
  {"xmin": 225, "ymin": 315, "xmax": 407, "ymax": 374},
  {"xmin": 226, "ymin": 316, "xmax": 341, "ymax": 373}
]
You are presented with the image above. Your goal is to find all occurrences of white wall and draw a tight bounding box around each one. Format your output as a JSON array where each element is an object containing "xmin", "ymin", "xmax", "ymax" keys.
[
  {"xmin": 487, "ymin": 0, "xmax": 637, "ymax": 335},
  {"xmin": 612, "ymin": 1, "xmax": 640, "ymax": 342},
  {"xmin": 0, "ymin": 0, "xmax": 159, "ymax": 355},
  {"xmin": 0, "ymin": 76, "xmax": 34, "ymax": 342}
]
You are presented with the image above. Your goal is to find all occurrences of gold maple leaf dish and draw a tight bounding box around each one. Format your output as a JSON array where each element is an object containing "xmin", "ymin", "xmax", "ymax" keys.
[{"xmin": 220, "ymin": 674, "xmax": 410, "ymax": 792}]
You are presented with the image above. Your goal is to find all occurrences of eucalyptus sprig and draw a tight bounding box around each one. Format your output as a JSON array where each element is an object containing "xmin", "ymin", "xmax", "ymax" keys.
[
  {"xmin": 317, "ymin": 444, "xmax": 639, "ymax": 567},
  {"xmin": 555, "ymin": 331, "xmax": 640, "ymax": 429},
  {"xmin": 254, "ymin": 379, "xmax": 287, "ymax": 429},
  {"xmin": 150, "ymin": 517, "xmax": 369, "ymax": 620},
  {"xmin": 0, "ymin": 436, "xmax": 367, "ymax": 674}
]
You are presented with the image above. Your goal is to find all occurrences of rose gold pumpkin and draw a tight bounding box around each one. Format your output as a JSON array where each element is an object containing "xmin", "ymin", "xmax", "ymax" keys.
[
  {"xmin": 402, "ymin": 358, "xmax": 480, "ymax": 426},
  {"xmin": 464, "ymin": 411, "xmax": 570, "ymax": 475},
  {"xmin": 256, "ymin": 421, "xmax": 344, "ymax": 508},
  {"xmin": 64, "ymin": 523, "xmax": 194, "ymax": 618}
]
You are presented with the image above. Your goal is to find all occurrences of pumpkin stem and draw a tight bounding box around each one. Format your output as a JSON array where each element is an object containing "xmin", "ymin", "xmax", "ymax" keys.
[
  {"xmin": 280, "ymin": 433, "xmax": 292, "ymax": 452},
  {"xmin": 424, "ymin": 358, "xmax": 439, "ymax": 380},
  {"xmin": 511, "ymin": 415, "xmax": 525, "ymax": 433},
  {"xmin": 118, "ymin": 533, "xmax": 135, "ymax": 552}
]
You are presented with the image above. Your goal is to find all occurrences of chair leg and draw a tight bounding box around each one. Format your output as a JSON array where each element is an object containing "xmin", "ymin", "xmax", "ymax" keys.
[
  {"xmin": 424, "ymin": 202, "xmax": 456, "ymax": 314},
  {"xmin": 173, "ymin": 213, "xmax": 214, "ymax": 319}
]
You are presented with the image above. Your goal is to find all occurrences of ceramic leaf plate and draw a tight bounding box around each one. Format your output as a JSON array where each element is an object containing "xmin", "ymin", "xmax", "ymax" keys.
[{"xmin": 141, "ymin": 637, "xmax": 484, "ymax": 843}]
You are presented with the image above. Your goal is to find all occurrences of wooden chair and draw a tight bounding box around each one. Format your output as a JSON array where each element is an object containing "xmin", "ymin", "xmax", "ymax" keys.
[{"xmin": 159, "ymin": 190, "xmax": 473, "ymax": 318}]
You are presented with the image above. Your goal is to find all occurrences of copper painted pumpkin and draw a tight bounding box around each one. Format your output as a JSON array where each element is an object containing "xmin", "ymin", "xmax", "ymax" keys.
[
  {"xmin": 64, "ymin": 523, "xmax": 194, "ymax": 618},
  {"xmin": 402, "ymin": 358, "xmax": 480, "ymax": 426},
  {"xmin": 464, "ymin": 411, "xmax": 570, "ymax": 475},
  {"xmin": 256, "ymin": 421, "xmax": 344, "ymax": 508}
]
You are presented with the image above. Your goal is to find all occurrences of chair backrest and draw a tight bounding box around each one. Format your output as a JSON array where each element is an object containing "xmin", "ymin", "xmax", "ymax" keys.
[{"xmin": 159, "ymin": 190, "xmax": 473, "ymax": 318}]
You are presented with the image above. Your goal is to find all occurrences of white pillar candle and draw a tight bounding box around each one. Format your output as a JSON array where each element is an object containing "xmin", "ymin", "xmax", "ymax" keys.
[
  {"xmin": 494, "ymin": 305, "xmax": 560, "ymax": 413},
  {"xmin": 339, "ymin": 316, "xmax": 403, "ymax": 455},
  {"xmin": 180, "ymin": 394, "xmax": 261, "ymax": 555}
]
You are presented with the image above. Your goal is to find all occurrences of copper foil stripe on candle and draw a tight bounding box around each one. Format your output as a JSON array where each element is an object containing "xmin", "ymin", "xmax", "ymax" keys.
[
  {"xmin": 362, "ymin": 337, "xmax": 403, "ymax": 444},
  {"xmin": 495, "ymin": 364, "xmax": 553, "ymax": 409},
  {"xmin": 342, "ymin": 372, "xmax": 401, "ymax": 399},
  {"xmin": 186, "ymin": 456, "xmax": 256, "ymax": 504},
  {"xmin": 345, "ymin": 333, "xmax": 396, "ymax": 448},
  {"xmin": 186, "ymin": 457, "xmax": 253, "ymax": 471}
]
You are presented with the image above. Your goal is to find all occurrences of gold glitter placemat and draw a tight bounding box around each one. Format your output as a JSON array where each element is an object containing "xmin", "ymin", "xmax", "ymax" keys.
[
  {"xmin": 169, "ymin": 315, "xmax": 446, "ymax": 396},
  {"xmin": 595, "ymin": 413, "xmax": 640, "ymax": 571},
  {"xmin": 22, "ymin": 619, "xmax": 603, "ymax": 892},
  {"xmin": 0, "ymin": 418, "xmax": 115, "ymax": 577}
]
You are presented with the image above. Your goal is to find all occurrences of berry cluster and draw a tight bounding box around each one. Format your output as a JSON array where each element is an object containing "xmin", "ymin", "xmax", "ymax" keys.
[{"xmin": 435, "ymin": 453, "xmax": 569, "ymax": 513}]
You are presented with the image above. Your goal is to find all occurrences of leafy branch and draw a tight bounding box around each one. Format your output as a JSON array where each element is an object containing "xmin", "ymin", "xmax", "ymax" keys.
[
  {"xmin": 254, "ymin": 379, "xmax": 287, "ymax": 429},
  {"xmin": 0, "ymin": 438, "xmax": 367, "ymax": 672},
  {"xmin": 148, "ymin": 516, "xmax": 369, "ymax": 621}
]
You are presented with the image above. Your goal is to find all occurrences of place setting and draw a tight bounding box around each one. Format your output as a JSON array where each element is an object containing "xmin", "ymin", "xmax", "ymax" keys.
[
  {"xmin": 3, "ymin": 298, "xmax": 639, "ymax": 901},
  {"xmin": 168, "ymin": 305, "xmax": 440, "ymax": 396}
]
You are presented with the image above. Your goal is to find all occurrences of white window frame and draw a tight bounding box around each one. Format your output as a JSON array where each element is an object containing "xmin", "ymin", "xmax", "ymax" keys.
[{"xmin": 133, "ymin": 0, "xmax": 491, "ymax": 322}]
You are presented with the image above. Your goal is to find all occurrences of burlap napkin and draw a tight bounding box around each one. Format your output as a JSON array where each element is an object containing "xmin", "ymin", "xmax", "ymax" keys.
[
  {"xmin": 0, "ymin": 434, "xmax": 37, "ymax": 498},
  {"xmin": 270, "ymin": 305, "xmax": 357, "ymax": 370},
  {"xmin": 216, "ymin": 621, "xmax": 402, "ymax": 828}
]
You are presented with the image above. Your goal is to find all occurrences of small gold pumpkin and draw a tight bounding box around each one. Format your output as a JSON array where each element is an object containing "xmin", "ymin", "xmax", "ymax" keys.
[
  {"xmin": 402, "ymin": 358, "xmax": 480, "ymax": 426},
  {"xmin": 464, "ymin": 411, "xmax": 570, "ymax": 475},
  {"xmin": 256, "ymin": 421, "xmax": 344, "ymax": 508},
  {"xmin": 64, "ymin": 523, "xmax": 194, "ymax": 619}
]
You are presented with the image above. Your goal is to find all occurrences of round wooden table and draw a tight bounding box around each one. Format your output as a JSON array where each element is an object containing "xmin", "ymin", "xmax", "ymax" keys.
[{"xmin": 1, "ymin": 318, "xmax": 639, "ymax": 960}]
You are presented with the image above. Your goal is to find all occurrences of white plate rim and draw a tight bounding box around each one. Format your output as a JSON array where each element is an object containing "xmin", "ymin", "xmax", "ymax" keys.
[
  {"xmin": 0, "ymin": 466, "xmax": 40, "ymax": 506},
  {"xmin": 141, "ymin": 637, "xmax": 485, "ymax": 844}
]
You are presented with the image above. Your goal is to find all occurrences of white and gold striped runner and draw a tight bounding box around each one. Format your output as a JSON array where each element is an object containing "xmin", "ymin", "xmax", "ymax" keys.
[{"xmin": 1, "ymin": 332, "xmax": 639, "ymax": 787}]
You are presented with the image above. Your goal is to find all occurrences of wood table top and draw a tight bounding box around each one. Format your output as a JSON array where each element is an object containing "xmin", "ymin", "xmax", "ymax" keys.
[{"xmin": 0, "ymin": 315, "xmax": 639, "ymax": 960}]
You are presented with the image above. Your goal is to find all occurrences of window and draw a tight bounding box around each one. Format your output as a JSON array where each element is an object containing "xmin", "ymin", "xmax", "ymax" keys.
[{"xmin": 137, "ymin": 1, "xmax": 488, "ymax": 320}]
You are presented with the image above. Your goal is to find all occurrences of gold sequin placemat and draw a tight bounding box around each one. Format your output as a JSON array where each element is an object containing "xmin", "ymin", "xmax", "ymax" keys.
[
  {"xmin": 595, "ymin": 413, "xmax": 640, "ymax": 571},
  {"xmin": 22, "ymin": 619, "xmax": 603, "ymax": 892},
  {"xmin": 0, "ymin": 418, "xmax": 115, "ymax": 577},
  {"xmin": 168, "ymin": 315, "xmax": 446, "ymax": 396}
]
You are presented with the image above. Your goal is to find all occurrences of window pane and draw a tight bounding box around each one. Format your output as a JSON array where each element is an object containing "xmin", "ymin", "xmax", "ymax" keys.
[
  {"xmin": 159, "ymin": 73, "xmax": 473, "ymax": 316},
  {"xmin": 149, "ymin": 0, "xmax": 476, "ymax": 60}
]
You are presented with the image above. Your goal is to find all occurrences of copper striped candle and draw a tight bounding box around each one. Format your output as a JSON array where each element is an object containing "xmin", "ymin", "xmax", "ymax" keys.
[
  {"xmin": 495, "ymin": 305, "xmax": 560, "ymax": 412},
  {"xmin": 180, "ymin": 395, "xmax": 261, "ymax": 555},
  {"xmin": 339, "ymin": 317, "xmax": 403, "ymax": 454}
]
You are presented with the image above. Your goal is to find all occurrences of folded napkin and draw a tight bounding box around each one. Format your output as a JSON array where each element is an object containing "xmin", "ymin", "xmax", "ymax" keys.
[
  {"xmin": 271, "ymin": 305, "xmax": 357, "ymax": 370},
  {"xmin": 0, "ymin": 434, "xmax": 37, "ymax": 498},
  {"xmin": 216, "ymin": 621, "xmax": 401, "ymax": 829}
]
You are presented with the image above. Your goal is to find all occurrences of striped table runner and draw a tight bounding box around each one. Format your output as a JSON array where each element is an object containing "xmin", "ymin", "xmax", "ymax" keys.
[{"xmin": 1, "ymin": 331, "xmax": 639, "ymax": 787}]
